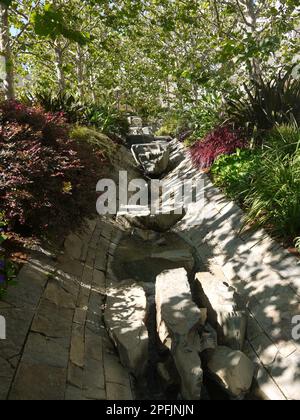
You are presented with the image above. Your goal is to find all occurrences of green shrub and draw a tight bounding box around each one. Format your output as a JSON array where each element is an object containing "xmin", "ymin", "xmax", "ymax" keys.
[
  {"xmin": 243, "ymin": 126, "xmax": 300, "ymax": 240},
  {"xmin": 184, "ymin": 94, "xmax": 222, "ymax": 146},
  {"xmin": 156, "ymin": 111, "xmax": 187, "ymax": 137},
  {"xmin": 70, "ymin": 126, "xmax": 117, "ymax": 161},
  {"xmin": 156, "ymin": 93, "xmax": 222, "ymax": 144},
  {"xmin": 0, "ymin": 213, "xmax": 16, "ymax": 299},
  {"xmin": 212, "ymin": 124, "xmax": 300, "ymax": 242},
  {"xmin": 86, "ymin": 105, "xmax": 129, "ymax": 137},
  {"xmin": 211, "ymin": 149, "xmax": 260, "ymax": 203}
]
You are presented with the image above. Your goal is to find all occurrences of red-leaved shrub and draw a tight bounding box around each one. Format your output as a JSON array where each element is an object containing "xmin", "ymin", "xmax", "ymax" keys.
[
  {"xmin": 190, "ymin": 126, "xmax": 248, "ymax": 169},
  {"xmin": 0, "ymin": 101, "xmax": 108, "ymax": 238}
]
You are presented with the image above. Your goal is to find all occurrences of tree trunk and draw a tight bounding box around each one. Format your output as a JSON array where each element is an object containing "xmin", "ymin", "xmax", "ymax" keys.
[
  {"xmin": 54, "ymin": 43, "xmax": 66, "ymax": 94},
  {"xmin": 245, "ymin": 0, "xmax": 263, "ymax": 82},
  {"xmin": 89, "ymin": 74, "xmax": 96, "ymax": 103},
  {"xmin": 76, "ymin": 44, "xmax": 85, "ymax": 97},
  {"xmin": 0, "ymin": 3, "xmax": 15, "ymax": 100}
]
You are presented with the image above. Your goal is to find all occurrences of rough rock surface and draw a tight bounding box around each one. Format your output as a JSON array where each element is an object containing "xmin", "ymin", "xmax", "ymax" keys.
[
  {"xmin": 112, "ymin": 232, "xmax": 195, "ymax": 283},
  {"xmin": 122, "ymin": 208, "xmax": 186, "ymax": 233},
  {"xmin": 129, "ymin": 116, "xmax": 143, "ymax": 127},
  {"xmin": 142, "ymin": 209, "xmax": 186, "ymax": 232},
  {"xmin": 199, "ymin": 323, "xmax": 218, "ymax": 354},
  {"xmin": 207, "ymin": 346, "xmax": 255, "ymax": 398},
  {"xmin": 131, "ymin": 142, "xmax": 170, "ymax": 176},
  {"xmin": 105, "ymin": 281, "xmax": 149, "ymax": 377},
  {"xmin": 156, "ymin": 268, "xmax": 207, "ymax": 400},
  {"xmin": 195, "ymin": 272, "xmax": 247, "ymax": 351}
]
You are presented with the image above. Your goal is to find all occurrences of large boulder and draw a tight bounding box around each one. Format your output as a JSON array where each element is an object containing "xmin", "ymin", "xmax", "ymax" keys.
[
  {"xmin": 142, "ymin": 127, "xmax": 153, "ymax": 136},
  {"xmin": 142, "ymin": 209, "xmax": 186, "ymax": 232},
  {"xmin": 111, "ymin": 232, "xmax": 195, "ymax": 283},
  {"xmin": 128, "ymin": 127, "xmax": 144, "ymax": 136},
  {"xmin": 104, "ymin": 281, "xmax": 149, "ymax": 377},
  {"xmin": 131, "ymin": 142, "xmax": 170, "ymax": 176},
  {"xmin": 129, "ymin": 116, "xmax": 143, "ymax": 127},
  {"xmin": 207, "ymin": 346, "xmax": 255, "ymax": 398},
  {"xmin": 167, "ymin": 139, "xmax": 185, "ymax": 170},
  {"xmin": 195, "ymin": 272, "xmax": 248, "ymax": 351},
  {"xmin": 121, "ymin": 207, "xmax": 186, "ymax": 233},
  {"xmin": 156, "ymin": 268, "xmax": 207, "ymax": 400}
]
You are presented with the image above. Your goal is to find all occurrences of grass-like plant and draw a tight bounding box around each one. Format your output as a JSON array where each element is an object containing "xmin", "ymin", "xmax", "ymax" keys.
[
  {"xmin": 25, "ymin": 91, "xmax": 129, "ymax": 137},
  {"xmin": 244, "ymin": 125, "xmax": 300, "ymax": 239},
  {"xmin": 226, "ymin": 69, "xmax": 300, "ymax": 135},
  {"xmin": 264, "ymin": 123, "xmax": 300, "ymax": 156},
  {"xmin": 212, "ymin": 124, "xmax": 300, "ymax": 243}
]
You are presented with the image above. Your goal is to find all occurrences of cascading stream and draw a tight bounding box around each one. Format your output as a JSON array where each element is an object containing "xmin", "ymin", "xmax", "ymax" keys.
[{"xmin": 103, "ymin": 117, "xmax": 258, "ymax": 400}]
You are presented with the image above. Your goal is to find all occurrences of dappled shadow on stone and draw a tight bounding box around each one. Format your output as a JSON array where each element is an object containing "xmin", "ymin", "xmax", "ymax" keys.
[
  {"xmin": 168, "ymin": 143, "xmax": 300, "ymax": 400},
  {"xmin": 112, "ymin": 231, "xmax": 196, "ymax": 283}
]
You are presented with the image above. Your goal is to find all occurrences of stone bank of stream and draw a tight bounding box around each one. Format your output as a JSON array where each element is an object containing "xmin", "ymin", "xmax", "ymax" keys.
[
  {"xmin": 1, "ymin": 118, "xmax": 299, "ymax": 400},
  {"xmin": 102, "ymin": 121, "xmax": 257, "ymax": 401}
]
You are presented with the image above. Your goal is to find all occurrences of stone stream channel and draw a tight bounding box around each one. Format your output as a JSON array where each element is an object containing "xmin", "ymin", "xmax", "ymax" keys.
[
  {"xmin": 4, "ymin": 118, "xmax": 289, "ymax": 401},
  {"xmin": 103, "ymin": 118, "xmax": 257, "ymax": 401}
]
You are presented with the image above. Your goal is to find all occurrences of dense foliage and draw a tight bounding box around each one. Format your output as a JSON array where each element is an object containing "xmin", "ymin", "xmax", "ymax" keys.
[
  {"xmin": 211, "ymin": 149, "xmax": 260, "ymax": 203},
  {"xmin": 226, "ymin": 71, "xmax": 300, "ymax": 135},
  {"xmin": 0, "ymin": 1, "xmax": 299, "ymax": 114},
  {"xmin": 0, "ymin": 212, "xmax": 16, "ymax": 298},
  {"xmin": 32, "ymin": 92, "xmax": 129, "ymax": 137},
  {"xmin": 190, "ymin": 126, "xmax": 248, "ymax": 169},
  {"xmin": 212, "ymin": 125, "xmax": 300, "ymax": 243},
  {"xmin": 157, "ymin": 93, "xmax": 222, "ymax": 144},
  {"xmin": 0, "ymin": 101, "xmax": 109, "ymax": 238}
]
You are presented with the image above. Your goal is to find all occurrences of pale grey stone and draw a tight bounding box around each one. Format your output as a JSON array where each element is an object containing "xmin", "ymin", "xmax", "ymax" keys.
[
  {"xmin": 43, "ymin": 278, "xmax": 76, "ymax": 309},
  {"xmin": 207, "ymin": 346, "xmax": 255, "ymax": 398},
  {"xmin": 67, "ymin": 362, "xmax": 83, "ymax": 389},
  {"xmin": 254, "ymin": 366, "xmax": 286, "ymax": 400},
  {"xmin": 105, "ymin": 281, "xmax": 148, "ymax": 376},
  {"xmin": 131, "ymin": 142, "xmax": 170, "ymax": 176},
  {"xmin": 268, "ymin": 351, "xmax": 300, "ymax": 400},
  {"xmin": 156, "ymin": 268, "xmax": 206, "ymax": 400},
  {"xmin": 103, "ymin": 352, "xmax": 132, "ymax": 387},
  {"xmin": 22, "ymin": 333, "xmax": 69, "ymax": 369},
  {"xmin": 64, "ymin": 233, "xmax": 83, "ymax": 261},
  {"xmin": 70, "ymin": 334, "xmax": 85, "ymax": 368},
  {"xmin": 83, "ymin": 358, "xmax": 105, "ymax": 391},
  {"xmin": 195, "ymin": 272, "xmax": 247, "ymax": 351}
]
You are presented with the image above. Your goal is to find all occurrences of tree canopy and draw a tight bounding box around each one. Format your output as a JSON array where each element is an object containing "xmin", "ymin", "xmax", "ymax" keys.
[{"xmin": 0, "ymin": 0, "xmax": 299, "ymax": 114}]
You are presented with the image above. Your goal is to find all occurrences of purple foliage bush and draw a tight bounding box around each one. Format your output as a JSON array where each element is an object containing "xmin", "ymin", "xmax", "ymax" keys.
[
  {"xmin": 0, "ymin": 101, "xmax": 107, "ymax": 238},
  {"xmin": 190, "ymin": 126, "xmax": 248, "ymax": 169}
]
